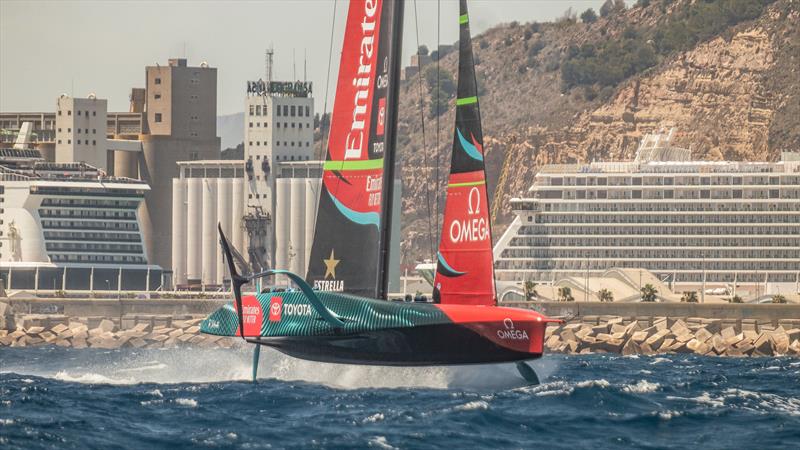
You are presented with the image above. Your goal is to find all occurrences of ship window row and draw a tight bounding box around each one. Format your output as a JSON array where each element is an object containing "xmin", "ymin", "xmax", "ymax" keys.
[
  {"xmin": 535, "ymin": 189, "xmax": 795, "ymax": 201},
  {"xmin": 495, "ymin": 259, "xmax": 798, "ymax": 273},
  {"xmin": 508, "ymin": 236, "xmax": 800, "ymax": 248},
  {"xmin": 529, "ymin": 213, "xmax": 800, "ymax": 225},
  {"xmin": 31, "ymin": 187, "xmax": 145, "ymax": 198},
  {"xmin": 42, "ymin": 220, "xmax": 140, "ymax": 231},
  {"xmin": 43, "ymin": 231, "xmax": 142, "ymax": 242},
  {"xmin": 50, "ymin": 254, "xmax": 146, "ymax": 264},
  {"xmin": 41, "ymin": 198, "xmax": 139, "ymax": 209},
  {"xmin": 497, "ymin": 269, "xmax": 797, "ymax": 284},
  {"xmin": 46, "ymin": 242, "xmax": 143, "ymax": 253},
  {"xmin": 541, "ymin": 174, "xmax": 797, "ymax": 187},
  {"xmin": 514, "ymin": 201, "xmax": 800, "ymax": 213},
  {"xmin": 500, "ymin": 248, "xmax": 800, "ymax": 261},
  {"xmin": 38, "ymin": 209, "xmax": 137, "ymax": 219},
  {"xmin": 517, "ymin": 225, "xmax": 799, "ymax": 236}
]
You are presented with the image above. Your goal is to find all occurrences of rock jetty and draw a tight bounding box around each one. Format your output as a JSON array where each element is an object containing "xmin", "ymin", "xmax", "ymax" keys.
[
  {"xmin": 546, "ymin": 316, "xmax": 800, "ymax": 357},
  {"xmin": 0, "ymin": 314, "xmax": 236, "ymax": 350}
]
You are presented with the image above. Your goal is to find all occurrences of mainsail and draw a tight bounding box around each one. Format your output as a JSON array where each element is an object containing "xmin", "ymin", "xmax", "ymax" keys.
[
  {"xmin": 306, "ymin": 0, "xmax": 404, "ymax": 299},
  {"xmin": 433, "ymin": 0, "xmax": 496, "ymax": 306}
]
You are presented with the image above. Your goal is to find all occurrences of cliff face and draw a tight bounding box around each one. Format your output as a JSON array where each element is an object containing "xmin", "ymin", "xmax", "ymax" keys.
[{"xmin": 396, "ymin": 0, "xmax": 800, "ymax": 265}]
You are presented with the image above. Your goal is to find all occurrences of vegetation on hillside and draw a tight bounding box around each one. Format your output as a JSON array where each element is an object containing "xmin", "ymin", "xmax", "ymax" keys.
[{"xmin": 561, "ymin": 0, "xmax": 778, "ymax": 91}]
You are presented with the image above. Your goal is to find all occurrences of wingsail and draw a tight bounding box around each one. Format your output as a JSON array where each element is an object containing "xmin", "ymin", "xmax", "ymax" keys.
[
  {"xmin": 433, "ymin": 0, "xmax": 497, "ymax": 306},
  {"xmin": 306, "ymin": 0, "xmax": 404, "ymax": 299}
]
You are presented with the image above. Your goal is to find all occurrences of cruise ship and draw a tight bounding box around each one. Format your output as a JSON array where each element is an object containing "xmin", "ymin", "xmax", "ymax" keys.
[
  {"xmin": 493, "ymin": 130, "xmax": 800, "ymax": 299},
  {"xmin": 0, "ymin": 138, "xmax": 160, "ymax": 292}
]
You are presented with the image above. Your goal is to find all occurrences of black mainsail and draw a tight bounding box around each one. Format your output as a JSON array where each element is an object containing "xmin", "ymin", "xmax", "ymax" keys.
[{"xmin": 306, "ymin": 0, "xmax": 404, "ymax": 299}]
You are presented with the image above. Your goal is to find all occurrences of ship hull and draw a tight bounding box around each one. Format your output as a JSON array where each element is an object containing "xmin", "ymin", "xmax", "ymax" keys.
[{"xmin": 249, "ymin": 321, "xmax": 545, "ymax": 366}]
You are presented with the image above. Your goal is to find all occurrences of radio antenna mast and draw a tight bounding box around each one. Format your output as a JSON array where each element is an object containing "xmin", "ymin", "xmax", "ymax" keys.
[{"xmin": 265, "ymin": 46, "xmax": 274, "ymax": 83}]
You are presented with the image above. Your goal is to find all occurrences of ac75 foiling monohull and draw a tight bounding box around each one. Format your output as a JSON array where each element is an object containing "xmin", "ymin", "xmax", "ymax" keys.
[{"xmin": 201, "ymin": 0, "xmax": 559, "ymax": 384}]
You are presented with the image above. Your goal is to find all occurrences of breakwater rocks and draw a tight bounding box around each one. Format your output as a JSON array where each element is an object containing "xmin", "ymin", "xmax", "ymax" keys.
[
  {"xmin": 0, "ymin": 314, "xmax": 236, "ymax": 350},
  {"xmin": 546, "ymin": 316, "xmax": 800, "ymax": 357}
]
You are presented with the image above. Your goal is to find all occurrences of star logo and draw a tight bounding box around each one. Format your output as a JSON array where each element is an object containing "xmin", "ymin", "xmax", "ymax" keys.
[{"xmin": 323, "ymin": 249, "xmax": 340, "ymax": 279}]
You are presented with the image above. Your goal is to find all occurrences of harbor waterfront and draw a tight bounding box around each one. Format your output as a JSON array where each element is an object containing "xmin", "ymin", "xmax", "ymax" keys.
[{"xmin": 2, "ymin": 299, "xmax": 799, "ymax": 357}]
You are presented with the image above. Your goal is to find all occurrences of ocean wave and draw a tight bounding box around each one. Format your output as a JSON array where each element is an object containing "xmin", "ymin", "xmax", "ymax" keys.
[
  {"xmin": 623, "ymin": 380, "xmax": 660, "ymax": 394},
  {"xmin": 368, "ymin": 436, "xmax": 396, "ymax": 449},
  {"xmin": 174, "ymin": 398, "xmax": 198, "ymax": 408},
  {"xmin": 363, "ymin": 413, "xmax": 385, "ymax": 423},
  {"xmin": 454, "ymin": 400, "xmax": 489, "ymax": 411},
  {"xmin": 0, "ymin": 418, "xmax": 14, "ymax": 425},
  {"xmin": 53, "ymin": 371, "xmax": 135, "ymax": 385}
]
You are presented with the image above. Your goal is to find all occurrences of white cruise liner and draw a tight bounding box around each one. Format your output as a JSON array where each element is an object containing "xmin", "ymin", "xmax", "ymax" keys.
[
  {"xmin": 493, "ymin": 130, "xmax": 800, "ymax": 295},
  {"xmin": 0, "ymin": 146, "xmax": 160, "ymax": 292}
]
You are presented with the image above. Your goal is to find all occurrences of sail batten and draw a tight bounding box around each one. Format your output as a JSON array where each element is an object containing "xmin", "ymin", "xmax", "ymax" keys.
[
  {"xmin": 433, "ymin": 0, "xmax": 497, "ymax": 306},
  {"xmin": 306, "ymin": 0, "xmax": 403, "ymax": 299}
]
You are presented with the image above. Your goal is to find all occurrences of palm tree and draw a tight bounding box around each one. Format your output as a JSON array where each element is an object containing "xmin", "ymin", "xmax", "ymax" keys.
[
  {"xmin": 681, "ymin": 291, "xmax": 699, "ymax": 303},
  {"xmin": 557, "ymin": 286, "xmax": 574, "ymax": 302},
  {"xmin": 596, "ymin": 288, "xmax": 614, "ymax": 302},
  {"xmin": 772, "ymin": 294, "xmax": 787, "ymax": 304},
  {"xmin": 640, "ymin": 284, "xmax": 658, "ymax": 302},
  {"xmin": 523, "ymin": 281, "xmax": 538, "ymax": 301}
]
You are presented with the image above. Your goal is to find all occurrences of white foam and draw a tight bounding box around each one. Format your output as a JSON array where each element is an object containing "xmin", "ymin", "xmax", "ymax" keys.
[
  {"xmin": 174, "ymin": 398, "xmax": 198, "ymax": 408},
  {"xmin": 576, "ymin": 379, "xmax": 610, "ymax": 389},
  {"xmin": 623, "ymin": 380, "xmax": 660, "ymax": 394},
  {"xmin": 657, "ymin": 410, "xmax": 682, "ymax": 420},
  {"xmin": 368, "ymin": 436, "xmax": 396, "ymax": 449},
  {"xmin": 0, "ymin": 418, "xmax": 14, "ymax": 425},
  {"xmin": 667, "ymin": 392, "xmax": 725, "ymax": 408},
  {"xmin": 650, "ymin": 357, "xmax": 670, "ymax": 365},
  {"xmin": 54, "ymin": 371, "xmax": 135, "ymax": 385},
  {"xmin": 454, "ymin": 400, "xmax": 489, "ymax": 411},
  {"xmin": 147, "ymin": 389, "xmax": 163, "ymax": 398},
  {"xmin": 363, "ymin": 413, "xmax": 385, "ymax": 423}
]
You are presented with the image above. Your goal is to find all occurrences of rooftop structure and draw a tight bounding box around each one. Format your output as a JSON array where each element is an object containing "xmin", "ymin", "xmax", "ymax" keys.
[{"xmin": 494, "ymin": 130, "xmax": 800, "ymax": 299}]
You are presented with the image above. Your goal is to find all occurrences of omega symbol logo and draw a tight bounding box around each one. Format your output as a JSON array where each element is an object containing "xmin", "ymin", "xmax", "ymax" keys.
[{"xmin": 468, "ymin": 187, "xmax": 480, "ymax": 215}]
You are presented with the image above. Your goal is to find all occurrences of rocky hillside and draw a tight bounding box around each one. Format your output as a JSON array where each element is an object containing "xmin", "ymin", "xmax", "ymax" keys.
[{"xmin": 396, "ymin": 0, "xmax": 799, "ymax": 265}]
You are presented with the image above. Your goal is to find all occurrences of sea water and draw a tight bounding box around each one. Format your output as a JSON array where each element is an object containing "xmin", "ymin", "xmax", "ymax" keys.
[{"xmin": 1, "ymin": 347, "xmax": 799, "ymax": 449}]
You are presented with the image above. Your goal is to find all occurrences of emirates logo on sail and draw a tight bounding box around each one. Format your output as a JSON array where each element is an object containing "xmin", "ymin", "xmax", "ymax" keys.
[{"xmin": 344, "ymin": 0, "xmax": 379, "ymax": 160}]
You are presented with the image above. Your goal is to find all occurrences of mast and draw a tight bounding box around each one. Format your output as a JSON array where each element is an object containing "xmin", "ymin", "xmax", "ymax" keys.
[{"xmin": 377, "ymin": 0, "xmax": 404, "ymax": 299}]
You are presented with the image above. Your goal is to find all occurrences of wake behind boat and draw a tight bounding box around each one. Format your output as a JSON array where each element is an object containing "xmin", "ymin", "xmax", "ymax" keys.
[{"xmin": 201, "ymin": 0, "xmax": 559, "ymax": 384}]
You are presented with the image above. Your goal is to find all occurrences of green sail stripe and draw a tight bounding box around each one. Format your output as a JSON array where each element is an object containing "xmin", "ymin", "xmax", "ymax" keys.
[
  {"xmin": 448, "ymin": 180, "xmax": 485, "ymax": 188},
  {"xmin": 459, "ymin": 14, "xmax": 469, "ymax": 25},
  {"xmin": 456, "ymin": 96, "xmax": 478, "ymax": 106},
  {"xmin": 323, "ymin": 159, "xmax": 384, "ymax": 171}
]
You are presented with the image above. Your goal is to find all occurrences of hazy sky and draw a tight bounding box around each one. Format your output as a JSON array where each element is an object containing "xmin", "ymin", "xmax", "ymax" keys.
[{"xmin": 1, "ymin": 0, "xmax": 609, "ymax": 116}]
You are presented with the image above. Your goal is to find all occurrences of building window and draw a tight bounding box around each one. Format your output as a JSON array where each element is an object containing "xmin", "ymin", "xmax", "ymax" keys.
[
  {"xmin": 277, "ymin": 106, "xmax": 281, "ymax": 116},
  {"xmin": 92, "ymin": 140, "xmax": 96, "ymax": 145},
  {"xmin": 155, "ymin": 113, "xmax": 162, "ymax": 123},
  {"xmin": 305, "ymin": 106, "xmax": 310, "ymax": 116},
  {"xmin": 249, "ymin": 122, "xmax": 253, "ymax": 128},
  {"xmin": 92, "ymin": 111, "xmax": 96, "ymax": 116},
  {"xmin": 189, "ymin": 151, "xmax": 199, "ymax": 160},
  {"xmin": 77, "ymin": 110, "xmax": 81, "ymax": 116},
  {"xmin": 155, "ymin": 94, "xmax": 161, "ymax": 99},
  {"xmin": 263, "ymin": 122, "xmax": 268, "ymax": 127},
  {"xmin": 291, "ymin": 123, "xmax": 295, "ymax": 128},
  {"xmin": 68, "ymin": 139, "xmax": 71, "ymax": 144},
  {"xmin": 249, "ymin": 142, "xmax": 253, "ymax": 146},
  {"xmin": 58, "ymin": 140, "xmax": 62, "ymax": 144},
  {"xmin": 68, "ymin": 111, "xmax": 71, "ymax": 116},
  {"xmin": 85, "ymin": 128, "xmax": 88, "ymax": 133},
  {"xmin": 256, "ymin": 105, "xmax": 261, "ymax": 115},
  {"xmin": 276, "ymin": 122, "xmax": 280, "ymax": 128},
  {"xmin": 155, "ymin": 78, "xmax": 161, "ymax": 85},
  {"xmin": 290, "ymin": 106, "xmax": 296, "ymax": 116},
  {"xmin": 283, "ymin": 105, "xmax": 288, "ymax": 116},
  {"xmin": 77, "ymin": 129, "xmax": 81, "ymax": 134},
  {"xmin": 85, "ymin": 111, "xmax": 88, "ymax": 117},
  {"xmin": 58, "ymin": 110, "xmax": 62, "ymax": 116},
  {"xmin": 58, "ymin": 128, "xmax": 62, "ymax": 132},
  {"xmin": 68, "ymin": 128, "xmax": 71, "ymax": 132},
  {"xmin": 92, "ymin": 129, "xmax": 96, "ymax": 134},
  {"xmin": 250, "ymin": 105, "xmax": 255, "ymax": 115},
  {"xmin": 257, "ymin": 122, "xmax": 260, "ymax": 127}
]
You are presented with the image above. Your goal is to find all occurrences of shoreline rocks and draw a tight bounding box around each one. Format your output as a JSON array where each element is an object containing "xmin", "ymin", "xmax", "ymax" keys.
[
  {"xmin": 545, "ymin": 316, "xmax": 800, "ymax": 357},
  {"xmin": 0, "ymin": 314, "xmax": 237, "ymax": 350}
]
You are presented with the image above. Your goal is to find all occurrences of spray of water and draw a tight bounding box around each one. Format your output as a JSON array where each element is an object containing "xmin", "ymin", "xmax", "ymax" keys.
[{"xmin": 2, "ymin": 346, "xmax": 559, "ymax": 391}]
